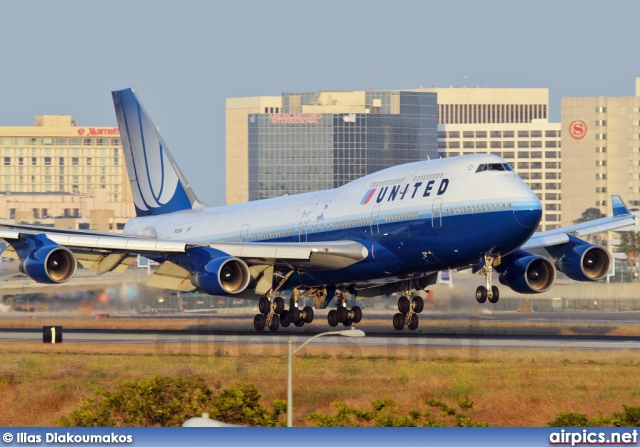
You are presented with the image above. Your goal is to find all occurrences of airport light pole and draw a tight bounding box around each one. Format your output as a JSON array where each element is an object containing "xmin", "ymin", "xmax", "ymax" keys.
[{"xmin": 287, "ymin": 328, "xmax": 365, "ymax": 427}]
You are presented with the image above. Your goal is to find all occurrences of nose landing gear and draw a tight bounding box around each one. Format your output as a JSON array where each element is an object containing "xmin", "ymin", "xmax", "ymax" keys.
[{"xmin": 476, "ymin": 253, "xmax": 500, "ymax": 304}]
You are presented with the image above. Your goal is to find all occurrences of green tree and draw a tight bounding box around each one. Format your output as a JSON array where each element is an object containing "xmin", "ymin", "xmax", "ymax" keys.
[
  {"xmin": 307, "ymin": 397, "xmax": 487, "ymax": 427},
  {"xmin": 547, "ymin": 405, "xmax": 640, "ymax": 427},
  {"xmin": 548, "ymin": 412, "xmax": 590, "ymax": 427},
  {"xmin": 620, "ymin": 231, "xmax": 640, "ymax": 266},
  {"xmin": 611, "ymin": 405, "xmax": 640, "ymax": 427},
  {"xmin": 574, "ymin": 208, "xmax": 604, "ymax": 224},
  {"xmin": 58, "ymin": 375, "xmax": 285, "ymax": 427},
  {"xmin": 59, "ymin": 374, "xmax": 215, "ymax": 427},
  {"xmin": 209, "ymin": 382, "xmax": 286, "ymax": 427}
]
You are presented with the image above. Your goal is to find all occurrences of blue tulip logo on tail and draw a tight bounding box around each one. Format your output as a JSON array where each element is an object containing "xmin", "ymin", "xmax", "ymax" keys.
[{"xmin": 112, "ymin": 89, "xmax": 196, "ymax": 217}]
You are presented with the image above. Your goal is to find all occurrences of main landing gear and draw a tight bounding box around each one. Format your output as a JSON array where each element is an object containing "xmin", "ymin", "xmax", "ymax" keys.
[
  {"xmin": 253, "ymin": 295, "xmax": 285, "ymax": 332},
  {"xmin": 253, "ymin": 288, "xmax": 315, "ymax": 332},
  {"xmin": 392, "ymin": 291, "xmax": 424, "ymax": 330},
  {"xmin": 327, "ymin": 290, "xmax": 362, "ymax": 327},
  {"xmin": 253, "ymin": 271, "xmax": 294, "ymax": 332},
  {"xmin": 280, "ymin": 289, "xmax": 314, "ymax": 329},
  {"xmin": 476, "ymin": 253, "xmax": 500, "ymax": 304}
]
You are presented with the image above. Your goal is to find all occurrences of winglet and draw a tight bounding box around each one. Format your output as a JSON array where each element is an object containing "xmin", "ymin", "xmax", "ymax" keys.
[
  {"xmin": 112, "ymin": 88, "xmax": 204, "ymax": 217},
  {"xmin": 611, "ymin": 195, "xmax": 631, "ymax": 217}
]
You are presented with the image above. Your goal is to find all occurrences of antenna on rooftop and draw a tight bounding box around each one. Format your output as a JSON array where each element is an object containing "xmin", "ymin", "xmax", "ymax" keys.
[{"xmin": 370, "ymin": 76, "xmax": 379, "ymax": 92}]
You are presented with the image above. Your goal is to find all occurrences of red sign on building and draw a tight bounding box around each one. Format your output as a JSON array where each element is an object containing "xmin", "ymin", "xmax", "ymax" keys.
[
  {"xmin": 569, "ymin": 120, "xmax": 587, "ymax": 140},
  {"xmin": 269, "ymin": 113, "xmax": 322, "ymax": 125},
  {"xmin": 77, "ymin": 128, "xmax": 120, "ymax": 136}
]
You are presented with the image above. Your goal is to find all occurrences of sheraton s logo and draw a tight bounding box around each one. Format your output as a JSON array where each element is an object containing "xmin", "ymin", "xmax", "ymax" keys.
[
  {"xmin": 361, "ymin": 179, "xmax": 449, "ymax": 205},
  {"xmin": 569, "ymin": 120, "xmax": 587, "ymax": 140}
]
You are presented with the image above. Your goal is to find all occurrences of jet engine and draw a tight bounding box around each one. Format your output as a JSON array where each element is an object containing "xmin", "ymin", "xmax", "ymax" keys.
[
  {"xmin": 19, "ymin": 245, "xmax": 78, "ymax": 284},
  {"xmin": 555, "ymin": 244, "xmax": 611, "ymax": 282},
  {"xmin": 498, "ymin": 253, "xmax": 556, "ymax": 294},
  {"xmin": 190, "ymin": 256, "xmax": 251, "ymax": 295}
]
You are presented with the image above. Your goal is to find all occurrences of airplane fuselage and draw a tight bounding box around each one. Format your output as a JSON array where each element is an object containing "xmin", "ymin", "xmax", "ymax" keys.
[
  {"xmin": 1, "ymin": 88, "xmax": 629, "ymax": 333},
  {"xmin": 123, "ymin": 154, "xmax": 542, "ymax": 290}
]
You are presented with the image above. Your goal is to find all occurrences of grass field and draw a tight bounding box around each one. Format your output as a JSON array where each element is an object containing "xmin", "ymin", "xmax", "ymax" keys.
[{"xmin": 1, "ymin": 339, "xmax": 640, "ymax": 427}]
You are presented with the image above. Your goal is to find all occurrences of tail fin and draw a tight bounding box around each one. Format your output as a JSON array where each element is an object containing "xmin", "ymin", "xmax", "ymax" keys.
[{"xmin": 112, "ymin": 88, "xmax": 203, "ymax": 217}]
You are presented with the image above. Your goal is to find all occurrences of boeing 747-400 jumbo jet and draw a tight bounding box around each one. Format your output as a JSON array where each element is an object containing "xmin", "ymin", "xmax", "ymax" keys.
[{"xmin": 0, "ymin": 89, "xmax": 635, "ymax": 331}]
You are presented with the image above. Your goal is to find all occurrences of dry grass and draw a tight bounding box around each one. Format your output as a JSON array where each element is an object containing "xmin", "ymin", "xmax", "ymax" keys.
[{"xmin": 1, "ymin": 341, "xmax": 640, "ymax": 427}]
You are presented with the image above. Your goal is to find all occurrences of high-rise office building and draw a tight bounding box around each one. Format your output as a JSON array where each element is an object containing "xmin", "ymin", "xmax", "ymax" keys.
[
  {"xmin": 428, "ymin": 87, "xmax": 562, "ymax": 231},
  {"xmin": 0, "ymin": 116, "xmax": 130, "ymax": 201},
  {"xmin": 0, "ymin": 115, "xmax": 134, "ymax": 224},
  {"xmin": 226, "ymin": 90, "xmax": 438, "ymax": 203},
  {"xmin": 561, "ymin": 78, "xmax": 640, "ymax": 226}
]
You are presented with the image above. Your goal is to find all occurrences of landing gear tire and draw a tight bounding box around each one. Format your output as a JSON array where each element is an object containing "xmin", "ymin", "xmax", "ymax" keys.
[
  {"xmin": 343, "ymin": 318, "xmax": 352, "ymax": 327},
  {"xmin": 351, "ymin": 306, "xmax": 362, "ymax": 323},
  {"xmin": 273, "ymin": 297, "xmax": 285, "ymax": 314},
  {"xmin": 328, "ymin": 309, "xmax": 339, "ymax": 327},
  {"xmin": 393, "ymin": 313, "xmax": 405, "ymax": 330},
  {"xmin": 254, "ymin": 314, "xmax": 266, "ymax": 331},
  {"xmin": 295, "ymin": 319, "xmax": 305, "ymax": 327},
  {"xmin": 303, "ymin": 306, "xmax": 314, "ymax": 323},
  {"xmin": 289, "ymin": 307, "xmax": 300, "ymax": 324},
  {"xmin": 412, "ymin": 296, "xmax": 424, "ymax": 314},
  {"xmin": 475, "ymin": 286, "xmax": 488, "ymax": 304},
  {"xmin": 398, "ymin": 296, "xmax": 411, "ymax": 314},
  {"xmin": 258, "ymin": 296, "xmax": 270, "ymax": 315},
  {"xmin": 488, "ymin": 286, "xmax": 500, "ymax": 304},
  {"xmin": 408, "ymin": 314, "xmax": 419, "ymax": 330},
  {"xmin": 477, "ymin": 253, "xmax": 501, "ymax": 306},
  {"xmin": 337, "ymin": 306, "xmax": 349, "ymax": 323},
  {"xmin": 268, "ymin": 315, "xmax": 280, "ymax": 332},
  {"xmin": 280, "ymin": 310, "xmax": 290, "ymax": 327}
]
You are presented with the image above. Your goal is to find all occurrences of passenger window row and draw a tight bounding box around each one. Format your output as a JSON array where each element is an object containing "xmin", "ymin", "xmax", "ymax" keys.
[
  {"xmin": 251, "ymin": 228, "xmax": 296, "ymax": 241},
  {"xmin": 385, "ymin": 212, "xmax": 419, "ymax": 223},
  {"xmin": 445, "ymin": 203, "xmax": 512, "ymax": 215}
]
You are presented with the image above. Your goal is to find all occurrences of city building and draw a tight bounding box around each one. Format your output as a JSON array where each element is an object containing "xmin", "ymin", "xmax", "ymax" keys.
[
  {"xmin": 560, "ymin": 78, "xmax": 640, "ymax": 226},
  {"xmin": 0, "ymin": 115, "xmax": 135, "ymax": 225},
  {"xmin": 226, "ymin": 90, "xmax": 438, "ymax": 203},
  {"xmin": 0, "ymin": 188, "xmax": 132, "ymax": 231},
  {"xmin": 426, "ymin": 87, "xmax": 562, "ymax": 231}
]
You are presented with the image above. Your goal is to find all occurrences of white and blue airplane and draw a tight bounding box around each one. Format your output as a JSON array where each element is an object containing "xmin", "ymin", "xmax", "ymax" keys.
[{"xmin": 0, "ymin": 89, "xmax": 635, "ymax": 331}]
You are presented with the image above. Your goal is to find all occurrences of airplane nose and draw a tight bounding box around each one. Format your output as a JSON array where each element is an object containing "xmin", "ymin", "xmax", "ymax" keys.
[{"xmin": 513, "ymin": 208, "xmax": 542, "ymax": 228}]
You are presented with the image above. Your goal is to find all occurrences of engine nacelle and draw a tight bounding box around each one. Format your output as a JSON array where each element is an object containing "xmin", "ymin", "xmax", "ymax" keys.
[
  {"xmin": 19, "ymin": 245, "xmax": 77, "ymax": 284},
  {"xmin": 190, "ymin": 256, "xmax": 250, "ymax": 295},
  {"xmin": 555, "ymin": 244, "xmax": 611, "ymax": 282},
  {"xmin": 499, "ymin": 255, "xmax": 556, "ymax": 294}
]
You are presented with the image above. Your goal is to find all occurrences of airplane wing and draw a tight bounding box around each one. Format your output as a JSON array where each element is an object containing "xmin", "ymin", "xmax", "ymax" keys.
[
  {"xmin": 0, "ymin": 224, "xmax": 368, "ymax": 293},
  {"xmin": 521, "ymin": 195, "xmax": 636, "ymax": 250}
]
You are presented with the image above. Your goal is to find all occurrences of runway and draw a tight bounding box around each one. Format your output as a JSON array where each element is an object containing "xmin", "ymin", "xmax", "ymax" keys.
[{"xmin": 2, "ymin": 328, "xmax": 640, "ymax": 350}]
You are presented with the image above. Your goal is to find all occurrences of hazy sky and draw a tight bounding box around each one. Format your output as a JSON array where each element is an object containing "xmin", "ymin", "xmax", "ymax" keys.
[{"xmin": 1, "ymin": 1, "xmax": 639, "ymax": 206}]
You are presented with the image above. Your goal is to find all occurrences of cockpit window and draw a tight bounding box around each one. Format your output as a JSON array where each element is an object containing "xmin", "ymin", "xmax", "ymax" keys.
[{"xmin": 475, "ymin": 163, "xmax": 513, "ymax": 173}]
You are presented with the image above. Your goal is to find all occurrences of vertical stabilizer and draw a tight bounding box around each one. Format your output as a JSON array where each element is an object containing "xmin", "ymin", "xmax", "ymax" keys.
[{"xmin": 112, "ymin": 88, "xmax": 202, "ymax": 217}]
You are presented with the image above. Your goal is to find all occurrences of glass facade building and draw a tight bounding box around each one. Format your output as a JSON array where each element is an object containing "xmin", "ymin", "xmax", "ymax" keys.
[{"xmin": 246, "ymin": 91, "xmax": 437, "ymax": 200}]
